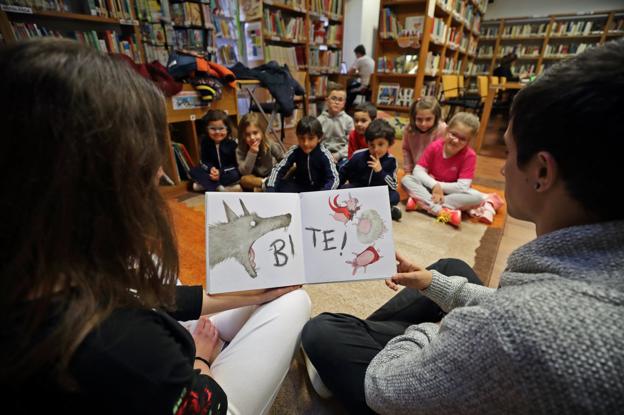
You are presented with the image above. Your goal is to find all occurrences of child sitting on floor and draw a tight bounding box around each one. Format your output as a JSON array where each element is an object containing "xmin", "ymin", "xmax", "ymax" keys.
[
  {"xmin": 402, "ymin": 96, "xmax": 446, "ymax": 173},
  {"xmin": 190, "ymin": 109, "xmax": 241, "ymax": 192},
  {"xmin": 347, "ymin": 102, "xmax": 376, "ymax": 158},
  {"xmin": 266, "ymin": 116, "xmax": 339, "ymax": 193},
  {"xmin": 236, "ymin": 112, "xmax": 285, "ymax": 192},
  {"xmin": 340, "ymin": 119, "xmax": 402, "ymax": 221},
  {"xmin": 317, "ymin": 82, "xmax": 354, "ymax": 167},
  {"xmin": 401, "ymin": 112, "xmax": 486, "ymax": 227}
]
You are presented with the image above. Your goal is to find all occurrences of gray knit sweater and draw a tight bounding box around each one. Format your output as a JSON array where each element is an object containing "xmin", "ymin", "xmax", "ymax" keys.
[{"xmin": 365, "ymin": 220, "xmax": 624, "ymax": 414}]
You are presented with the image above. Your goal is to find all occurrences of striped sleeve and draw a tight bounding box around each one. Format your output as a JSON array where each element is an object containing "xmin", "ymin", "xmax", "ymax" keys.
[
  {"xmin": 266, "ymin": 145, "xmax": 297, "ymax": 189},
  {"xmin": 320, "ymin": 145, "xmax": 340, "ymax": 190}
]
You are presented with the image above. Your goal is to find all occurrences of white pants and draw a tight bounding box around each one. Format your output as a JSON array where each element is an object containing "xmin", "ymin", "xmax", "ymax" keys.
[
  {"xmin": 401, "ymin": 174, "xmax": 484, "ymax": 213},
  {"xmin": 181, "ymin": 289, "xmax": 311, "ymax": 415}
]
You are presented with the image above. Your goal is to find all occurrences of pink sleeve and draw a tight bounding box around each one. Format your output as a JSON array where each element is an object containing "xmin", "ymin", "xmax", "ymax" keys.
[{"xmin": 458, "ymin": 151, "xmax": 477, "ymax": 179}]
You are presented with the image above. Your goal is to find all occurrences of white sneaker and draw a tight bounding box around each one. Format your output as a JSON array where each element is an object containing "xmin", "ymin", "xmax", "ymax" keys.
[
  {"xmin": 192, "ymin": 182, "xmax": 205, "ymax": 192},
  {"xmin": 216, "ymin": 185, "xmax": 225, "ymax": 192},
  {"xmin": 301, "ymin": 347, "xmax": 333, "ymax": 399}
]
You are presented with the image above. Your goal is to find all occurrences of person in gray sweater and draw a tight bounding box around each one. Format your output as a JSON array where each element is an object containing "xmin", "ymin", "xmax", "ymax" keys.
[
  {"xmin": 302, "ymin": 39, "xmax": 624, "ymax": 414},
  {"xmin": 317, "ymin": 82, "xmax": 354, "ymax": 167}
]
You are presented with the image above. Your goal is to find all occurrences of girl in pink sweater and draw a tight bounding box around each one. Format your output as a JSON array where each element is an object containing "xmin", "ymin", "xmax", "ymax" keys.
[{"xmin": 401, "ymin": 96, "xmax": 446, "ymax": 174}]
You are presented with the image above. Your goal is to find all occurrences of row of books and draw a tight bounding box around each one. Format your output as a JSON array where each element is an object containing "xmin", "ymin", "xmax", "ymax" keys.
[
  {"xmin": 376, "ymin": 54, "xmax": 419, "ymax": 74},
  {"xmin": 263, "ymin": 10, "xmax": 305, "ymax": 41},
  {"xmin": 308, "ymin": 49, "xmax": 341, "ymax": 71},
  {"xmin": 171, "ymin": 2, "xmax": 209, "ymax": 28},
  {"xmin": 441, "ymin": 56, "xmax": 461, "ymax": 73},
  {"xmin": 172, "ymin": 142, "xmax": 195, "ymax": 182},
  {"xmin": 1, "ymin": 0, "xmax": 135, "ymax": 19},
  {"xmin": 544, "ymin": 42, "xmax": 596, "ymax": 56},
  {"xmin": 550, "ymin": 20, "xmax": 603, "ymax": 36},
  {"xmin": 10, "ymin": 22, "xmax": 141, "ymax": 60},
  {"xmin": 309, "ymin": 0, "xmax": 342, "ymax": 17},
  {"xmin": 502, "ymin": 23, "xmax": 548, "ymax": 38},
  {"xmin": 379, "ymin": 10, "xmax": 425, "ymax": 40},
  {"xmin": 309, "ymin": 76, "xmax": 328, "ymax": 98},
  {"xmin": 264, "ymin": 44, "xmax": 305, "ymax": 69},
  {"xmin": 498, "ymin": 44, "xmax": 541, "ymax": 57}
]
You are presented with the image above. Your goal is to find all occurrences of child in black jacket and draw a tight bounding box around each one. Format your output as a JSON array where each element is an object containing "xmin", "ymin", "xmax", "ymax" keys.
[
  {"xmin": 340, "ymin": 118, "xmax": 402, "ymax": 221},
  {"xmin": 190, "ymin": 109, "xmax": 241, "ymax": 191},
  {"xmin": 266, "ymin": 116, "xmax": 339, "ymax": 192}
]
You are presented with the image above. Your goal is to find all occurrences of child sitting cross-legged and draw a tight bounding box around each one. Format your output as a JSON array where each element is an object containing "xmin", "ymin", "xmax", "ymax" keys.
[
  {"xmin": 190, "ymin": 109, "xmax": 241, "ymax": 192},
  {"xmin": 340, "ymin": 119, "xmax": 402, "ymax": 221},
  {"xmin": 236, "ymin": 112, "xmax": 285, "ymax": 192},
  {"xmin": 266, "ymin": 116, "xmax": 339, "ymax": 193},
  {"xmin": 401, "ymin": 112, "xmax": 486, "ymax": 227}
]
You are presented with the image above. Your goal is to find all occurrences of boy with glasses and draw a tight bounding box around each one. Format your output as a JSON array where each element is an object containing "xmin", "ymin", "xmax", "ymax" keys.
[
  {"xmin": 317, "ymin": 82, "xmax": 354, "ymax": 168},
  {"xmin": 401, "ymin": 112, "xmax": 485, "ymax": 227}
]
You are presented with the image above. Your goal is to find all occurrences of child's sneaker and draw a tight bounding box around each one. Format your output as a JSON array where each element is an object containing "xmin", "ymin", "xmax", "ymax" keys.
[
  {"xmin": 486, "ymin": 193, "xmax": 504, "ymax": 211},
  {"xmin": 405, "ymin": 197, "xmax": 425, "ymax": 212},
  {"xmin": 470, "ymin": 203, "xmax": 495, "ymax": 225},
  {"xmin": 391, "ymin": 206, "xmax": 402, "ymax": 221},
  {"xmin": 436, "ymin": 208, "xmax": 462, "ymax": 227},
  {"xmin": 192, "ymin": 182, "xmax": 205, "ymax": 192}
]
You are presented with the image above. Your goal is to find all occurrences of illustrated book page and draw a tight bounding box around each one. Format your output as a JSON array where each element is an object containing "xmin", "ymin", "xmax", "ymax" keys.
[{"xmin": 205, "ymin": 186, "xmax": 395, "ymax": 293}]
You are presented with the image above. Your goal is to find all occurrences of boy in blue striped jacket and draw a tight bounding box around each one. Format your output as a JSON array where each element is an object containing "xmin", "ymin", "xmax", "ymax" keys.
[
  {"xmin": 339, "ymin": 119, "xmax": 402, "ymax": 221},
  {"xmin": 266, "ymin": 116, "xmax": 339, "ymax": 192}
]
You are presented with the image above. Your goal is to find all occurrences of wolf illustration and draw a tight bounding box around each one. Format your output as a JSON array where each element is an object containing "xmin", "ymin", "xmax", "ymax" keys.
[{"xmin": 209, "ymin": 199, "xmax": 292, "ymax": 278}]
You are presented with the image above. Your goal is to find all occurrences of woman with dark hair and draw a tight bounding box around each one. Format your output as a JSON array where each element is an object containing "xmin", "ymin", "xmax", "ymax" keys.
[
  {"xmin": 302, "ymin": 39, "xmax": 624, "ymax": 413},
  {"xmin": 0, "ymin": 39, "xmax": 310, "ymax": 414}
]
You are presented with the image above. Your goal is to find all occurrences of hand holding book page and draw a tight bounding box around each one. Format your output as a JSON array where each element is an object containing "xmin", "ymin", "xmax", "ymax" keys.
[{"xmin": 206, "ymin": 186, "xmax": 396, "ymax": 293}]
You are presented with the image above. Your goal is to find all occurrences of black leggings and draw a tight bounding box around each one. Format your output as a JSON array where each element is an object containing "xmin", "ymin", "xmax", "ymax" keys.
[{"xmin": 301, "ymin": 258, "xmax": 482, "ymax": 414}]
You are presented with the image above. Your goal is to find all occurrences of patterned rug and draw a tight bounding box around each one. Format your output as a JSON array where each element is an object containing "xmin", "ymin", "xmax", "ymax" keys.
[{"xmin": 168, "ymin": 185, "xmax": 506, "ymax": 413}]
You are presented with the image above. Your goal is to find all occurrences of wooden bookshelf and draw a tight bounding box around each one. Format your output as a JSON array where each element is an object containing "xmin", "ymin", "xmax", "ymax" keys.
[
  {"xmin": 238, "ymin": 0, "xmax": 343, "ymax": 115},
  {"xmin": 0, "ymin": 1, "xmax": 244, "ymax": 186},
  {"xmin": 371, "ymin": 0, "xmax": 486, "ymax": 113},
  {"xmin": 476, "ymin": 9, "xmax": 624, "ymax": 77}
]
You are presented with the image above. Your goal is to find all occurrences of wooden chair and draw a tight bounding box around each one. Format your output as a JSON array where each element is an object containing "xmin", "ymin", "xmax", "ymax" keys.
[{"xmin": 439, "ymin": 75, "xmax": 481, "ymax": 118}]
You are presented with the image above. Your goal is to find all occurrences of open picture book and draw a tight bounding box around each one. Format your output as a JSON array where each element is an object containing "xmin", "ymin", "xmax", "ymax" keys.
[{"xmin": 205, "ymin": 186, "xmax": 396, "ymax": 293}]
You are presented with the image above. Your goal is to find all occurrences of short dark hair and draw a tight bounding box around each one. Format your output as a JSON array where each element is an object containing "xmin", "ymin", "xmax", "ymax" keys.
[
  {"xmin": 354, "ymin": 44, "xmax": 366, "ymax": 55},
  {"xmin": 510, "ymin": 39, "xmax": 624, "ymax": 221},
  {"xmin": 365, "ymin": 119, "xmax": 395, "ymax": 146},
  {"xmin": 353, "ymin": 102, "xmax": 377, "ymax": 120},
  {"xmin": 201, "ymin": 109, "xmax": 232, "ymax": 137},
  {"xmin": 296, "ymin": 116, "xmax": 323, "ymax": 139}
]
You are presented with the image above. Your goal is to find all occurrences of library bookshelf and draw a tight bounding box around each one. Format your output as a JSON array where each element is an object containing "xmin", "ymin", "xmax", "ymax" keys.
[
  {"xmin": 476, "ymin": 9, "xmax": 624, "ymax": 77},
  {"xmin": 370, "ymin": 0, "xmax": 487, "ymax": 114},
  {"xmin": 0, "ymin": 0, "xmax": 244, "ymax": 186},
  {"xmin": 238, "ymin": 0, "xmax": 344, "ymax": 115}
]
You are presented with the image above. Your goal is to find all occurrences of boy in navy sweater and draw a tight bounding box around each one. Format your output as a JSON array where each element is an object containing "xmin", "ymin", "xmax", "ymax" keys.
[
  {"xmin": 340, "ymin": 118, "xmax": 402, "ymax": 221},
  {"xmin": 266, "ymin": 116, "xmax": 339, "ymax": 192}
]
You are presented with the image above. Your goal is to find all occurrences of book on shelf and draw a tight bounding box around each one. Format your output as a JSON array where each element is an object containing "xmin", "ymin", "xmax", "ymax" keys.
[
  {"xmin": 205, "ymin": 186, "xmax": 395, "ymax": 293},
  {"xmin": 404, "ymin": 15, "xmax": 424, "ymax": 38},
  {"xmin": 377, "ymin": 83, "xmax": 400, "ymax": 106}
]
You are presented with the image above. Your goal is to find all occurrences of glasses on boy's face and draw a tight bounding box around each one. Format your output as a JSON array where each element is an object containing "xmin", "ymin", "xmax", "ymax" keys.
[
  {"xmin": 328, "ymin": 96, "xmax": 345, "ymax": 102},
  {"xmin": 208, "ymin": 127, "xmax": 227, "ymax": 132},
  {"xmin": 448, "ymin": 131, "xmax": 469, "ymax": 143}
]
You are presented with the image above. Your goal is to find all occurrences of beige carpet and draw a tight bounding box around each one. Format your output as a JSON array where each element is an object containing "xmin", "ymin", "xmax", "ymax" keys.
[{"xmin": 169, "ymin": 190, "xmax": 505, "ymax": 414}]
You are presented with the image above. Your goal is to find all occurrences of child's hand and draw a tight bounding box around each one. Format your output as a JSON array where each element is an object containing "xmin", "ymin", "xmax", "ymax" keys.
[
  {"xmin": 250, "ymin": 139, "xmax": 261, "ymax": 153},
  {"xmin": 432, "ymin": 183, "xmax": 444, "ymax": 204},
  {"xmin": 210, "ymin": 167, "xmax": 220, "ymax": 181},
  {"xmin": 367, "ymin": 155, "xmax": 382, "ymax": 173},
  {"xmin": 192, "ymin": 316, "xmax": 221, "ymax": 365}
]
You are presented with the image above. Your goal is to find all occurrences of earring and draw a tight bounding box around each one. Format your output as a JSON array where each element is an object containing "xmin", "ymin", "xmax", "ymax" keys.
[{"xmin": 534, "ymin": 183, "xmax": 541, "ymax": 190}]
